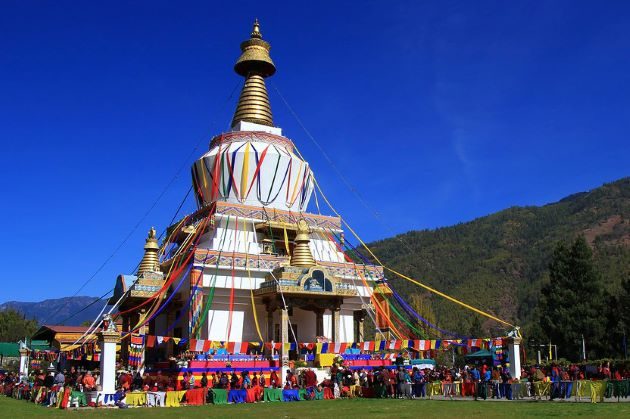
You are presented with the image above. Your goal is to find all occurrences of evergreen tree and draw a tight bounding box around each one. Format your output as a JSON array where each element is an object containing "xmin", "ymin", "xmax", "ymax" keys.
[
  {"xmin": 608, "ymin": 275, "xmax": 630, "ymax": 357},
  {"xmin": 409, "ymin": 293, "xmax": 438, "ymax": 337},
  {"xmin": 0, "ymin": 309, "xmax": 39, "ymax": 342},
  {"xmin": 538, "ymin": 236, "xmax": 606, "ymax": 360},
  {"xmin": 469, "ymin": 316, "xmax": 483, "ymax": 337}
]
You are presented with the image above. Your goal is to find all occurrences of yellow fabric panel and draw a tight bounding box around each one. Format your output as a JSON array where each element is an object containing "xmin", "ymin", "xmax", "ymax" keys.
[
  {"xmin": 125, "ymin": 392, "xmax": 146, "ymax": 406},
  {"xmin": 316, "ymin": 353, "xmax": 336, "ymax": 367}
]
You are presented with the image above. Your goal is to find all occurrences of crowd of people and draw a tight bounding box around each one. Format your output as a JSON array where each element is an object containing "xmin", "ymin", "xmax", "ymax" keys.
[{"xmin": 1, "ymin": 360, "xmax": 628, "ymax": 408}]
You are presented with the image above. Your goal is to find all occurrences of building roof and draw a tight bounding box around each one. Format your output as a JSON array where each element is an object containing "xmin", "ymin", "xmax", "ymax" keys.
[
  {"xmin": 39, "ymin": 325, "xmax": 92, "ymax": 334},
  {"xmin": 32, "ymin": 325, "xmax": 93, "ymax": 346}
]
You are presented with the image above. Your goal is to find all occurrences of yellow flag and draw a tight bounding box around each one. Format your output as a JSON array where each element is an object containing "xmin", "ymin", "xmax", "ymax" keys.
[{"xmin": 284, "ymin": 227, "xmax": 291, "ymax": 256}]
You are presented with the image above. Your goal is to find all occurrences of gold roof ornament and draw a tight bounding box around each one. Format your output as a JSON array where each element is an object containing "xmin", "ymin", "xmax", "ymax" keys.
[
  {"xmin": 231, "ymin": 19, "xmax": 276, "ymax": 128},
  {"xmin": 137, "ymin": 227, "xmax": 161, "ymax": 276},
  {"xmin": 290, "ymin": 219, "xmax": 316, "ymax": 268}
]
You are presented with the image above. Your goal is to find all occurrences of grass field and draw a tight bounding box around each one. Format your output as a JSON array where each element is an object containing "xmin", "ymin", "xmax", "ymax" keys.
[{"xmin": 2, "ymin": 396, "xmax": 629, "ymax": 418}]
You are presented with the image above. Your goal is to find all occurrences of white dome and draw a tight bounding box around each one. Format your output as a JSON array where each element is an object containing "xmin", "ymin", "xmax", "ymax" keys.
[{"xmin": 191, "ymin": 131, "xmax": 314, "ymax": 212}]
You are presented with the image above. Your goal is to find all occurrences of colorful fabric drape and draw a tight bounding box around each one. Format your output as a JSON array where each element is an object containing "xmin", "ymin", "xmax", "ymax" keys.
[{"xmin": 129, "ymin": 334, "xmax": 145, "ymax": 367}]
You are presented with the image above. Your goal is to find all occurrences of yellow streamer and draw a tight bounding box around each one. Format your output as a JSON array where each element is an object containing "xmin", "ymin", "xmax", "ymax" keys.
[
  {"xmin": 200, "ymin": 159, "xmax": 208, "ymax": 189},
  {"xmin": 283, "ymin": 227, "xmax": 291, "ymax": 257},
  {"xmin": 288, "ymin": 158, "xmax": 304, "ymax": 206},
  {"xmin": 240, "ymin": 142, "xmax": 251, "ymax": 200}
]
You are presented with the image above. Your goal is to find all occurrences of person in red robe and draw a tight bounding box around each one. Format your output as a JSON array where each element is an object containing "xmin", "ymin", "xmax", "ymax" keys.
[{"xmin": 270, "ymin": 371, "xmax": 280, "ymax": 388}]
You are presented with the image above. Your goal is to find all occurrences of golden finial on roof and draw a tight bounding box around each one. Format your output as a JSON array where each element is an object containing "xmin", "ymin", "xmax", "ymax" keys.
[
  {"xmin": 138, "ymin": 226, "xmax": 160, "ymax": 276},
  {"xmin": 290, "ymin": 219, "xmax": 316, "ymax": 268},
  {"xmin": 231, "ymin": 19, "xmax": 276, "ymax": 128},
  {"xmin": 251, "ymin": 18, "xmax": 262, "ymax": 39}
]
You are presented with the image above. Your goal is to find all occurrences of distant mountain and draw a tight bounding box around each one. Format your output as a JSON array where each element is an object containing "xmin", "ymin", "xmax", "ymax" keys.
[
  {"xmin": 368, "ymin": 177, "xmax": 630, "ymax": 336},
  {"xmin": 0, "ymin": 296, "xmax": 104, "ymax": 326}
]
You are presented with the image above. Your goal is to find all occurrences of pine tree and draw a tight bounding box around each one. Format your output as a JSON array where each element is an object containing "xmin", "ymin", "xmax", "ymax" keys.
[
  {"xmin": 538, "ymin": 236, "xmax": 605, "ymax": 360},
  {"xmin": 469, "ymin": 316, "xmax": 483, "ymax": 338},
  {"xmin": 0, "ymin": 309, "xmax": 38, "ymax": 342}
]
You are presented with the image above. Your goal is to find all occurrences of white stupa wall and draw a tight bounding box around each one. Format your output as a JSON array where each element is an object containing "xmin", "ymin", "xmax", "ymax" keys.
[
  {"xmin": 290, "ymin": 308, "xmax": 317, "ymax": 342},
  {"xmin": 199, "ymin": 217, "xmax": 346, "ymax": 264},
  {"xmin": 202, "ymin": 290, "xmax": 268, "ymax": 342}
]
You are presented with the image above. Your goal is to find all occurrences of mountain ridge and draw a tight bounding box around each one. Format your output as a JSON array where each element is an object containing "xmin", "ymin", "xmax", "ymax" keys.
[{"xmin": 0, "ymin": 296, "xmax": 103, "ymax": 327}]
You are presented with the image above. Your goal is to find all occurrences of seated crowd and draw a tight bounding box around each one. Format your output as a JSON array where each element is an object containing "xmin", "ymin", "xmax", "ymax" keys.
[{"xmin": 1, "ymin": 360, "xmax": 628, "ymax": 407}]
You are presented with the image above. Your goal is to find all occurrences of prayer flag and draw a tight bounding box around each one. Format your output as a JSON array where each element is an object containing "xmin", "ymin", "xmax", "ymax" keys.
[{"xmin": 284, "ymin": 228, "xmax": 291, "ymax": 257}]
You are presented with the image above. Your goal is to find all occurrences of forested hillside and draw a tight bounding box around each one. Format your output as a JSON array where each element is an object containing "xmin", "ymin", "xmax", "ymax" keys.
[{"xmin": 368, "ymin": 177, "xmax": 630, "ymax": 338}]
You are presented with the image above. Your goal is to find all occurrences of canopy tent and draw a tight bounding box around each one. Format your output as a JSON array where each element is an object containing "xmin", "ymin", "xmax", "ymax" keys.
[
  {"xmin": 465, "ymin": 349, "xmax": 493, "ymax": 361},
  {"xmin": 410, "ymin": 358, "xmax": 436, "ymax": 366},
  {"xmin": 0, "ymin": 342, "xmax": 19, "ymax": 357},
  {"xmin": 410, "ymin": 358, "xmax": 436, "ymax": 370}
]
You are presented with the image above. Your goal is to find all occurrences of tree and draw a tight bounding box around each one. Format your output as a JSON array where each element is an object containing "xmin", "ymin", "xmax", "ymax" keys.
[
  {"xmin": 408, "ymin": 293, "xmax": 438, "ymax": 338},
  {"xmin": 606, "ymin": 274, "xmax": 630, "ymax": 357},
  {"xmin": 538, "ymin": 236, "xmax": 606, "ymax": 360},
  {"xmin": 0, "ymin": 309, "xmax": 39, "ymax": 342},
  {"xmin": 469, "ymin": 316, "xmax": 483, "ymax": 337}
]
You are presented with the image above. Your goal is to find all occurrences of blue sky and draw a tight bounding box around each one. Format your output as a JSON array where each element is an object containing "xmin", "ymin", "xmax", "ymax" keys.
[{"xmin": 1, "ymin": 1, "xmax": 629, "ymax": 302}]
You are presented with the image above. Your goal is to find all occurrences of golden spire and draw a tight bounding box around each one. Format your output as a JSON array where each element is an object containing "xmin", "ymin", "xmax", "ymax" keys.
[
  {"xmin": 290, "ymin": 219, "xmax": 316, "ymax": 268},
  {"xmin": 137, "ymin": 227, "xmax": 160, "ymax": 276},
  {"xmin": 231, "ymin": 19, "xmax": 276, "ymax": 128}
]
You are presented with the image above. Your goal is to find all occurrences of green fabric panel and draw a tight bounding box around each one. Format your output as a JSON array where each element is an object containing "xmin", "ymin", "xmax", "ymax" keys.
[
  {"xmin": 263, "ymin": 387, "xmax": 283, "ymax": 402},
  {"xmin": 211, "ymin": 389, "xmax": 228, "ymax": 405}
]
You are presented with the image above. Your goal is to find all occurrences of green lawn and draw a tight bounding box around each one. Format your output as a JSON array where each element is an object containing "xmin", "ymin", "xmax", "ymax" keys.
[{"xmin": 1, "ymin": 396, "xmax": 629, "ymax": 418}]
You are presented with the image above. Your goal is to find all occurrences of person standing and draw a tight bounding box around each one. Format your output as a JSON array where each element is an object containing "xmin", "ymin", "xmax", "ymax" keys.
[
  {"xmin": 396, "ymin": 367, "xmax": 405, "ymax": 399},
  {"xmin": 471, "ymin": 366, "xmax": 481, "ymax": 400}
]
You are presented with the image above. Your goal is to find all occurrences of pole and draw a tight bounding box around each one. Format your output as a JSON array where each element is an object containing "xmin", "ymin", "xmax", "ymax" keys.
[
  {"xmin": 553, "ymin": 345, "xmax": 557, "ymax": 361},
  {"xmin": 582, "ymin": 335, "xmax": 586, "ymax": 361},
  {"xmin": 537, "ymin": 349, "xmax": 541, "ymax": 365}
]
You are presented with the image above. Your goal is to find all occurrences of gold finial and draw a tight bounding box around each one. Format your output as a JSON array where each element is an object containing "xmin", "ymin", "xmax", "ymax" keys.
[
  {"xmin": 290, "ymin": 219, "xmax": 316, "ymax": 268},
  {"xmin": 251, "ymin": 18, "xmax": 262, "ymax": 39},
  {"xmin": 231, "ymin": 19, "xmax": 276, "ymax": 128},
  {"xmin": 138, "ymin": 226, "xmax": 161, "ymax": 276}
]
